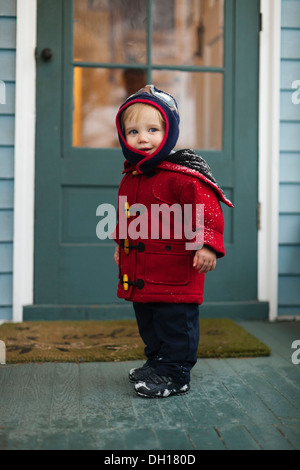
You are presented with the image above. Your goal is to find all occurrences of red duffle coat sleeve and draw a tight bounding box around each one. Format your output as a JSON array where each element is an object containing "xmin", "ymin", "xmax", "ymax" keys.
[{"xmin": 179, "ymin": 178, "xmax": 225, "ymax": 258}]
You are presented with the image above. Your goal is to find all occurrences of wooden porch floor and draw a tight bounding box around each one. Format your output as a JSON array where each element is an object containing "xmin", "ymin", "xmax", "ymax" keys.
[{"xmin": 0, "ymin": 320, "xmax": 300, "ymax": 450}]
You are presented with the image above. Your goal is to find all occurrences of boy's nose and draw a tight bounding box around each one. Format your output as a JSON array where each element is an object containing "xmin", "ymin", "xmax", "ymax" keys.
[{"xmin": 138, "ymin": 132, "xmax": 149, "ymax": 143}]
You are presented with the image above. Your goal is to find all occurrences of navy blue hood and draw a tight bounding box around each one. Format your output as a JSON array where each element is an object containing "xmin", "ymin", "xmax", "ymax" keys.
[{"xmin": 116, "ymin": 85, "xmax": 180, "ymax": 174}]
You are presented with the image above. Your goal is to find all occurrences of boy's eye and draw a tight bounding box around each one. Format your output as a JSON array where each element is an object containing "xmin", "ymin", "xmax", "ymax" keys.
[
  {"xmin": 128, "ymin": 129, "xmax": 137, "ymax": 135},
  {"xmin": 149, "ymin": 128, "xmax": 158, "ymax": 133}
]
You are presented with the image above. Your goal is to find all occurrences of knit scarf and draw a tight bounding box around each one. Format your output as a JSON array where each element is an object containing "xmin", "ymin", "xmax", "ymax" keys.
[{"xmin": 166, "ymin": 148, "xmax": 226, "ymax": 195}]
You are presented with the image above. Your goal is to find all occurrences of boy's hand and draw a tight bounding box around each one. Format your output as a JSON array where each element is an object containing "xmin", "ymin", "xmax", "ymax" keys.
[
  {"xmin": 114, "ymin": 245, "xmax": 119, "ymax": 266},
  {"xmin": 193, "ymin": 246, "xmax": 217, "ymax": 273}
]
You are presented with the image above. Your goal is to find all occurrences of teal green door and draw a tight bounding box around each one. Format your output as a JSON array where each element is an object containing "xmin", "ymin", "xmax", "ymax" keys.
[{"xmin": 25, "ymin": 0, "xmax": 268, "ymax": 320}]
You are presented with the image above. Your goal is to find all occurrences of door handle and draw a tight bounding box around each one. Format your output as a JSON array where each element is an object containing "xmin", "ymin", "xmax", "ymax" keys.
[{"xmin": 41, "ymin": 48, "xmax": 53, "ymax": 61}]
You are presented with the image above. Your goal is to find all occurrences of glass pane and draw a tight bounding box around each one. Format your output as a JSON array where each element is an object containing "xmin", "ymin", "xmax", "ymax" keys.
[
  {"xmin": 73, "ymin": 68, "xmax": 223, "ymax": 150},
  {"xmin": 73, "ymin": 68, "xmax": 147, "ymax": 147},
  {"xmin": 73, "ymin": 0, "xmax": 148, "ymax": 64},
  {"xmin": 152, "ymin": 0, "xmax": 224, "ymax": 67},
  {"xmin": 152, "ymin": 70, "xmax": 223, "ymax": 150}
]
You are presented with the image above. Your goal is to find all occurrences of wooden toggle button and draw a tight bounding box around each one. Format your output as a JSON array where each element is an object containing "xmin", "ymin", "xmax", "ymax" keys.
[
  {"xmin": 124, "ymin": 239, "xmax": 130, "ymax": 255},
  {"xmin": 123, "ymin": 274, "xmax": 129, "ymax": 291},
  {"xmin": 125, "ymin": 202, "xmax": 130, "ymax": 219}
]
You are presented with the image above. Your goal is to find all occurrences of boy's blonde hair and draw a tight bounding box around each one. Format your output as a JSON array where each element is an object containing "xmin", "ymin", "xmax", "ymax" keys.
[{"xmin": 121, "ymin": 103, "xmax": 165, "ymax": 133}]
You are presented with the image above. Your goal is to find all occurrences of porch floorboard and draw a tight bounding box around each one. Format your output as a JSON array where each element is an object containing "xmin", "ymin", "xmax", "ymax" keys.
[{"xmin": 0, "ymin": 321, "xmax": 299, "ymax": 450}]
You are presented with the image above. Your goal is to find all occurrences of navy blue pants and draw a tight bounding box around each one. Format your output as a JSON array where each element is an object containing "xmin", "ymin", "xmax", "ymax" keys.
[{"xmin": 133, "ymin": 302, "xmax": 200, "ymax": 384}]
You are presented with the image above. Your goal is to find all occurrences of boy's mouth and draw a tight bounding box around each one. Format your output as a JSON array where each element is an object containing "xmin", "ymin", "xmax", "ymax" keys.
[{"xmin": 139, "ymin": 147, "xmax": 153, "ymax": 154}]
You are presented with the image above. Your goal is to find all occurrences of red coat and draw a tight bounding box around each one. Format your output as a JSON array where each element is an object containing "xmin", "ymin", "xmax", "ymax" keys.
[{"xmin": 114, "ymin": 161, "xmax": 232, "ymax": 305}]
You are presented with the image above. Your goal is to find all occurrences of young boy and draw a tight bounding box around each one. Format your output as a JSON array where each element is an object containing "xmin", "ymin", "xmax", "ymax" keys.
[{"xmin": 114, "ymin": 85, "xmax": 232, "ymax": 398}]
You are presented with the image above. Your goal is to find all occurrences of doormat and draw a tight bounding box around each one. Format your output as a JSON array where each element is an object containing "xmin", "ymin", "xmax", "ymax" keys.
[{"xmin": 0, "ymin": 319, "xmax": 271, "ymax": 364}]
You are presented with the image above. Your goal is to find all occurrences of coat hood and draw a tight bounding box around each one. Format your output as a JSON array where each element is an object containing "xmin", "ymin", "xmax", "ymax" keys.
[{"xmin": 116, "ymin": 85, "xmax": 180, "ymax": 174}]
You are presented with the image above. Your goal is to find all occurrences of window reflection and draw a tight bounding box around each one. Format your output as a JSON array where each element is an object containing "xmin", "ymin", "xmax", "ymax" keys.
[
  {"xmin": 152, "ymin": 70, "xmax": 223, "ymax": 150},
  {"xmin": 72, "ymin": 0, "xmax": 224, "ymax": 150},
  {"xmin": 74, "ymin": 0, "xmax": 224, "ymax": 67},
  {"xmin": 74, "ymin": 0, "xmax": 148, "ymax": 64},
  {"xmin": 152, "ymin": 0, "xmax": 224, "ymax": 67},
  {"xmin": 73, "ymin": 68, "xmax": 147, "ymax": 148},
  {"xmin": 73, "ymin": 68, "xmax": 222, "ymax": 150}
]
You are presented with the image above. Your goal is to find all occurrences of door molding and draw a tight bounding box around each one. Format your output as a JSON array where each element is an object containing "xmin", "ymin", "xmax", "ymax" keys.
[
  {"xmin": 12, "ymin": 0, "xmax": 37, "ymax": 322},
  {"xmin": 258, "ymin": 0, "xmax": 281, "ymax": 321}
]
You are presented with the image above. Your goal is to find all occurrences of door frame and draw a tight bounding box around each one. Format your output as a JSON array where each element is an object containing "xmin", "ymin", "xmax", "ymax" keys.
[
  {"xmin": 12, "ymin": 0, "xmax": 281, "ymax": 321},
  {"xmin": 12, "ymin": 0, "xmax": 37, "ymax": 322},
  {"xmin": 258, "ymin": 0, "xmax": 281, "ymax": 321}
]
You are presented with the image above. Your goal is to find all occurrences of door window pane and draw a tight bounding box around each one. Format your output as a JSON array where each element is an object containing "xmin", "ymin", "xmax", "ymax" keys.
[
  {"xmin": 73, "ymin": 68, "xmax": 147, "ymax": 147},
  {"xmin": 74, "ymin": 0, "xmax": 148, "ymax": 64},
  {"xmin": 152, "ymin": 0, "xmax": 224, "ymax": 67},
  {"xmin": 73, "ymin": 67, "xmax": 223, "ymax": 150},
  {"xmin": 72, "ymin": 0, "xmax": 224, "ymax": 150},
  {"xmin": 152, "ymin": 70, "xmax": 223, "ymax": 150}
]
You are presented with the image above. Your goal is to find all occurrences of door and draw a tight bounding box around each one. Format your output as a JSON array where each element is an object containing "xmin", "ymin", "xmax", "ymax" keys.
[{"xmin": 25, "ymin": 0, "xmax": 268, "ymax": 320}]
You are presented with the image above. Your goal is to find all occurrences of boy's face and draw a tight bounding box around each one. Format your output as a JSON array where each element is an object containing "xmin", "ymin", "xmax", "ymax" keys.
[{"xmin": 124, "ymin": 106, "xmax": 165, "ymax": 155}]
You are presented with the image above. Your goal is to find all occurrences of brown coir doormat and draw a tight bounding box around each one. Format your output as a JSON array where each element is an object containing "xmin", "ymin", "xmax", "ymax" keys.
[{"xmin": 0, "ymin": 319, "xmax": 271, "ymax": 364}]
